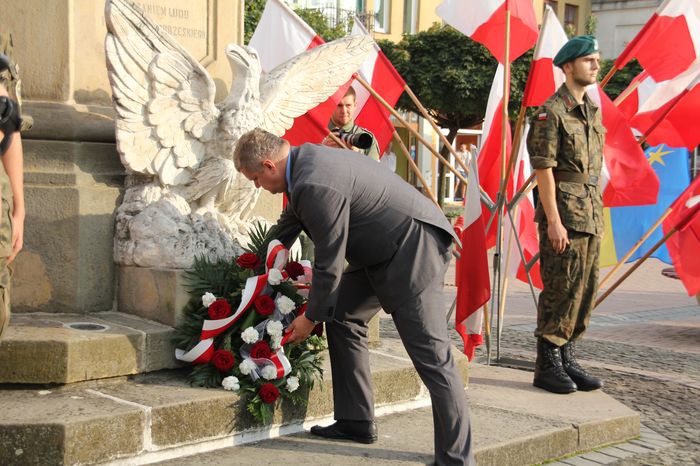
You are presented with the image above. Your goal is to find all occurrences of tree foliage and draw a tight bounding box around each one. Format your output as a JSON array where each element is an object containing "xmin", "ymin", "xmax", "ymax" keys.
[
  {"xmin": 244, "ymin": 0, "xmax": 350, "ymax": 44},
  {"xmin": 378, "ymin": 24, "xmax": 531, "ymax": 133},
  {"xmin": 599, "ymin": 58, "xmax": 643, "ymax": 101}
]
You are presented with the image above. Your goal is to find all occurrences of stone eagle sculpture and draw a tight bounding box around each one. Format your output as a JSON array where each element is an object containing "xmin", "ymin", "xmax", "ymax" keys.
[{"xmin": 105, "ymin": 0, "xmax": 372, "ymax": 268}]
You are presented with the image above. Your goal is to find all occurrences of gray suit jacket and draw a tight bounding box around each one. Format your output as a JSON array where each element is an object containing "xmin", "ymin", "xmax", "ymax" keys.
[{"xmin": 272, "ymin": 144, "xmax": 458, "ymax": 322}]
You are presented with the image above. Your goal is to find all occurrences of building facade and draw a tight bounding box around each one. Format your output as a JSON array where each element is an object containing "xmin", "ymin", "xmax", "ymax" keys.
[{"xmin": 591, "ymin": 0, "xmax": 662, "ymax": 59}]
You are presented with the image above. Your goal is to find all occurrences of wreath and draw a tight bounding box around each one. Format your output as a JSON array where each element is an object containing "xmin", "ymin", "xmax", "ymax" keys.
[{"xmin": 172, "ymin": 224, "xmax": 325, "ymax": 423}]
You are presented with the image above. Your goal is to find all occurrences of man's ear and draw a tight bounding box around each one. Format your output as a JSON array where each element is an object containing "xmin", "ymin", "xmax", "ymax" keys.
[{"xmin": 262, "ymin": 159, "xmax": 276, "ymax": 171}]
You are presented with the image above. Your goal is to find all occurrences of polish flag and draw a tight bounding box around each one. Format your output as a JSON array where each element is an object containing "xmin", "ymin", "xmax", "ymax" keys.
[
  {"xmin": 630, "ymin": 61, "xmax": 700, "ymax": 150},
  {"xmin": 436, "ymin": 0, "xmax": 538, "ymax": 63},
  {"xmin": 478, "ymin": 64, "xmax": 511, "ymax": 246},
  {"xmin": 504, "ymin": 123, "xmax": 543, "ymax": 289},
  {"xmin": 522, "ymin": 5, "xmax": 567, "ymax": 108},
  {"xmin": 454, "ymin": 155, "xmax": 491, "ymax": 360},
  {"xmin": 350, "ymin": 20, "xmax": 406, "ymax": 156},
  {"xmin": 249, "ymin": 0, "xmax": 349, "ymax": 145},
  {"xmin": 615, "ymin": 71, "xmax": 658, "ymax": 122},
  {"xmin": 662, "ymin": 176, "xmax": 700, "ymax": 296},
  {"xmin": 615, "ymin": 0, "xmax": 700, "ymax": 82},
  {"xmin": 587, "ymin": 84, "xmax": 660, "ymax": 207}
]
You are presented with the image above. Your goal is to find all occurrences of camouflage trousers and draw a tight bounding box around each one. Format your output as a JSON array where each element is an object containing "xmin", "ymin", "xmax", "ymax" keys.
[
  {"xmin": 535, "ymin": 225, "xmax": 600, "ymax": 347},
  {"xmin": 0, "ymin": 258, "xmax": 10, "ymax": 340}
]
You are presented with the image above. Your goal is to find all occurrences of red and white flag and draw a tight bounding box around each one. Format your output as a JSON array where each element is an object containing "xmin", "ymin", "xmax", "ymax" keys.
[
  {"xmin": 630, "ymin": 61, "xmax": 700, "ymax": 150},
  {"xmin": 350, "ymin": 20, "xmax": 406, "ymax": 156},
  {"xmin": 249, "ymin": 0, "xmax": 349, "ymax": 145},
  {"xmin": 435, "ymin": 0, "xmax": 538, "ymax": 63},
  {"xmin": 478, "ymin": 64, "xmax": 512, "ymax": 246},
  {"xmin": 587, "ymin": 84, "xmax": 660, "ymax": 207},
  {"xmin": 662, "ymin": 176, "xmax": 700, "ymax": 296},
  {"xmin": 615, "ymin": 0, "xmax": 700, "ymax": 82},
  {"xmin": 522, "ymin": 5, "xmax": 567, "ymax": 108},
  {"xmin": 615, "ymin": 71, "xmax": 658, "ymax": 122},
  {"xmin": 504, "ymin": 123, "xmax": 543, "ymax": 289},
  {"xmin": 455, "ymin": 155, "xmax": 491, "ymax": 360}
]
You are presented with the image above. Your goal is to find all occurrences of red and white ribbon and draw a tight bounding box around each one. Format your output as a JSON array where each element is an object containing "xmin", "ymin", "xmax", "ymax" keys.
[
  {"xmin": 176, "ymin": 240, "xmax": 304, "ymax": 363},
  {"xmin": 269, "ymin": 348, "xmax": 292, "ymax": 379}
]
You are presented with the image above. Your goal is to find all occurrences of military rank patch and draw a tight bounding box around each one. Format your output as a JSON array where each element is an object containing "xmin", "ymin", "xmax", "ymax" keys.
[{"xmin": 537, "ymin": 112, "xmax": 548, "ymax": 121}]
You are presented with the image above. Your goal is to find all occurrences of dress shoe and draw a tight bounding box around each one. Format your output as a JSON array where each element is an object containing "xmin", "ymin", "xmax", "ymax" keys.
[
  {"xmin": 310, "ymin": 420, "xmax": 378, "ymax": 444},
  {"xmin": 533, "ymin": 338, "xmax": 578, "ymax": 394},
  {"xmin": 561, "ymin": 340, "xmax": 603, "ymax": 391}
]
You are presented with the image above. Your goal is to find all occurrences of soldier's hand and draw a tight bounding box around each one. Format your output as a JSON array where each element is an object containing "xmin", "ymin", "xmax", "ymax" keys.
[{"xmin": 547, "ymin": 221, "xmax": 569, "ymax": 254}]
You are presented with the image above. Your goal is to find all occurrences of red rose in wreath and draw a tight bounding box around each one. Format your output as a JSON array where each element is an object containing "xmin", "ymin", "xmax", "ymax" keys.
[
  {"xmin": 236, "ymin": 253, "xmax": 262, "ymax": 270},
  {"xmin": 250, "ymin": 340, "xmax": 273, "ymax": 359},
  {"xmin": 254, "ymin": 295, "xmax": 275, "ymax": 316},
  {"xmin": 284, "ymin": 261, "xmax": 305, "ymax": 280},
  {"xmin": 212, "ymin": 349, "xmax": 235, "ymax": 372},
  {"xmin": 258, "ymin": 383, "xmax": 280, "ymax": 404},
  {"xmin": 208, "ymin": 299, "xmax": 232, "ymax": 320},
  {"xmin": 312, "ymin": 323, "xmax": 324, "ymax": 338}
]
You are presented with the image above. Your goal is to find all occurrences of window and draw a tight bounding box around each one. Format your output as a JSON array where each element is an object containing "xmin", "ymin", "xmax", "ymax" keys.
[
  {"xmin": 564, "ymin": 3, "xmax": 579, "ymax": 35},
  {"xmin": 374, "ymin": 0, "xmax": 391, "ymax": 33},
  {"xmin": 545, "ymin": 0, "xmax": 558, "ymax": 14},
  {"xmin": 403, "ymin": 0, "xmax": 418, "ymax": 34}
]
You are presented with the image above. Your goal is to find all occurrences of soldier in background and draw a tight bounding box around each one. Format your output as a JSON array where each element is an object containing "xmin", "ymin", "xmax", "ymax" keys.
[
  {"xmin": 0, "ymin": 52, "xmax": 26, "ymax": 339},
  {"xmin": 322, "ymin": 87, "xmax": 380, "ymax": 160},
  {"xmin": 526, "ymin": 36, "xmax": 605, "ymax": 394}
]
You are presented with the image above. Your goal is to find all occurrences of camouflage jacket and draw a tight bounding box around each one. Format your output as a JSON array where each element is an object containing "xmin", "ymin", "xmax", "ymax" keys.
[
  {"xmin": 527, "ymin": 84, "xmax": 605, "ymax": 236},
  {"xmin": 328, "ymin": 120, "xmax": 380, "ymax": 161}
]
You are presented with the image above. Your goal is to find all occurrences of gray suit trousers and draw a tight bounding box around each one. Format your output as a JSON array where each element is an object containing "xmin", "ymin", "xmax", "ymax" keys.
[{"xmin": 327, "ymin": 263, "xmax": 475, "ymax": 466}]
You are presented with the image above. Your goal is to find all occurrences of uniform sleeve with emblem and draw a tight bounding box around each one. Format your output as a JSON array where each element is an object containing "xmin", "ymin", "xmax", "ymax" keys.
[{"xmin": 527, "ymin": 107, "xmax": 560, "ymax": 170}]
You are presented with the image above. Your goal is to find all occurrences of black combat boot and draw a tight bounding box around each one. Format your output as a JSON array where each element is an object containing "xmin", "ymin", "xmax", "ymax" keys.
[
  {"xmin": 561, "ymin": 340, "xmax": 603, "ymax": 391},
  {"xmin": 533, "ymin": 338, "xmax": 578, "ymax": 394}
]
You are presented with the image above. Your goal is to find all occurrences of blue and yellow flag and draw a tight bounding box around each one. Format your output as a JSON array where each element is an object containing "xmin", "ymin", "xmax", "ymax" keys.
[{"xmin": 601, "ymin": 145, "xmax": 690, "ymax": 267}]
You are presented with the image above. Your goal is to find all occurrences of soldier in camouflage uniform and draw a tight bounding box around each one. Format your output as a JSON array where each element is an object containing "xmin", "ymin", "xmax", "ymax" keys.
[
  {"xmin": 526, "ymin": 36, "xmax": 605, "ymax": 394},
  {"xmin": 323, "ymin": 87, "xmax": 380, "ymax": 160},
  {"xmin": 0, "ymin": 51, "xmax": 26, "ymax": 340}
]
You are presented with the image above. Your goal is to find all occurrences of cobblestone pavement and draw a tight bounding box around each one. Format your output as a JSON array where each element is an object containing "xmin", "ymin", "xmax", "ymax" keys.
[{"xmin": 380, "ymin": 318, "xmax": 700, "ymax": 464}]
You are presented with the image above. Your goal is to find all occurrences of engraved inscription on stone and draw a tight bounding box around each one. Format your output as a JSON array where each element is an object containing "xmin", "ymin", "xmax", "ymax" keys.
[{"xmin": 132, "ymin": 0, "xmax": 213, "ymax": 63}]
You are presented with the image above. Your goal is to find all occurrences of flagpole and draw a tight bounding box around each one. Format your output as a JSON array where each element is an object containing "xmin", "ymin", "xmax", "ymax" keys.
[
  {"xmin": 403, "ymin": 84, "xmax": 472, "ymax": 176},
  {"xmin": 595, "ymin": 227, "xmax": 676, "ymax": 307},
  {"xmin": 392, "ymin": 130, "xmax": 439, "ymax": 206},
  {"xmin": 598, "ymin": 207, "xmax": 673, "ymax": 289},
  {"xmin": 354, "ymin": 74, "xmax": 491, "ymax": 201},
  {"xmin": 600, "ymin": 65, "xmax": 618, "ymax": 89},
  {"xmin": 613, "ymin": 77, "xmax": 644, "ymax": 107},
  {"xmin": 596, "ymin": 203, "xmax": 700, "ymax": 307},
  {"xmin": 490, "ymin": 0, "xmax": 512, "ymax": 363}
]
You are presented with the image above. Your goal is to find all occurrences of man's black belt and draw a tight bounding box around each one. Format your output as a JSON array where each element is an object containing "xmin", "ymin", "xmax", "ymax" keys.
[{"xmin": 554, "ymin": 171, "xmax": 599, "ymax": 186}]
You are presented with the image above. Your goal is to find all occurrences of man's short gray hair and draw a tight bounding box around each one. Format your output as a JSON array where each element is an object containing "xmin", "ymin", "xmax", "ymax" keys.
[{"xmin": 233, "ymin": 128, "xmax": 286, "ymax": 173}]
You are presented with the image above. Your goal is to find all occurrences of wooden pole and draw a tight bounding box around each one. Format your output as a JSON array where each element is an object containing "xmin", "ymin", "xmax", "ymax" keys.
[
  {"xmin": 595, "ymin": 226, "xmax": 677, "ymax": 307},
  {"xmin": 598, "ymin": 207, "xmax": 673, "ymax": 289},
  {"xmin": 613, "ymin": 76, "xmax": 644, "ymax": 107},
  {"xmin": 392, "ymin": 130, "xmax": 438, "ymax": 206},
  {"xmin": 505, "ymin": 105, "xmax": 528, "ymax": 189},
  {"xmin": 354, "ymin": 74, "xmax": 471, "ymax": 188},
  {"xmin": 600, "ymin": 65, "xmax": 618, "ymax": 89},
  {"xmin": 403, "ymin": 84, "xmax": 471, "ymax": 176}
]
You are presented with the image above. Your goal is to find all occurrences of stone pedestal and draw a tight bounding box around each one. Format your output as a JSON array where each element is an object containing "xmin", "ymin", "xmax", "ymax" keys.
[{"xmin": 0, "ymin": 1, "xmax": 285, "ymax": 314}]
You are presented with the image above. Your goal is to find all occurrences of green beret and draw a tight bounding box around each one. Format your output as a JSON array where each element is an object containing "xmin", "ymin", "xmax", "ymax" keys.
[{"xmin": 553, "ymin": 35, "xmax": 599, "ymax": 67}]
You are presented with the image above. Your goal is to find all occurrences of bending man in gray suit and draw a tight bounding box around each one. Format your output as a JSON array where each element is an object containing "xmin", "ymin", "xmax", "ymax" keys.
[{"xmin": 234, "ymin": 128, "xmax": 475, "ymax": 466}]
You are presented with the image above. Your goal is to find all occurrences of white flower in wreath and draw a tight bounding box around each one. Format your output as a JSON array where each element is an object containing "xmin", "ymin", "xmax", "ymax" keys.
[
  {"xmin": 270, "ymin": 334, "xmax": 283, "ymax": 350},
  {"xmin": 261, "ymin": 365, "xmax": 278, "ymax": 380},
  {"xmin": 286, "ymin": 375, "xmax": 300, "ymax": 393},
  {"xmin": 276, "ymin": 295, "xmax": 296, "ymax": 315},
  {"xmin": 266, "ymin": 320, "xmax": 284, "ymax": 337},
  {"xmin": 222, "ymin": 376, "xmax": 240, "ymax": 391},
  {"xmin": 241, "ymin": 327, "xmax": 259, "ymax": 344},
  {"xmin": 268, "ymin": 268, "xmax": 284, "ymax": 285},
  {"xmin": 239, "ymin": 359, "xmax": 257, "ymax": 375},
  {"xmin": 202, "ymin": 292, "xmax": 216, "ymax": 308}
]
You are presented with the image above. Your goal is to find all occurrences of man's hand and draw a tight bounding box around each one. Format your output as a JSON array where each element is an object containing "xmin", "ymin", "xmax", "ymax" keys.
[
  {"xmin": 322, "ymin": 134, "xmax": 341, "ymax": 148},
  {"xmin": 547, "ymin": 221, "xmax": 569, "ymax": 254},
  {"xmin": 284, "ymin": 314, "xmax": 316, "ymax": 344}
]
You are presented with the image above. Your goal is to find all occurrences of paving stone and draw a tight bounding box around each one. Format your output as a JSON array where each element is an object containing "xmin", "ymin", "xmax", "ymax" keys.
[
  {"xmin": 594, "ymin": 446, "xmax": 635, "ymax": 459},
  {"xmin": 579, "ymin": 451, "xmax": 619, "ymax": 464},
  {"xmin": 560, "ymin": 456, "xmax": 603, "ymax": 465}
]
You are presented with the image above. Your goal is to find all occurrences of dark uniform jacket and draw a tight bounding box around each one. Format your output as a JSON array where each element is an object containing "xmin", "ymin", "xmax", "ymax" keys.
[{"xmin": 527, "ymin": 84, "xmax": 606, "ymax": 236}]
